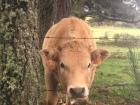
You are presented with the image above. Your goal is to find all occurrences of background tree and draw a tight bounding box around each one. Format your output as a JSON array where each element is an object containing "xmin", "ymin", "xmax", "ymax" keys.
[
  {"xmin": 38, "ymin": 0, "xmax": 72, "ymax": 47},
  {"xmin": 72, "ymin": 0, "xmax": 140, "ymax": 23}
]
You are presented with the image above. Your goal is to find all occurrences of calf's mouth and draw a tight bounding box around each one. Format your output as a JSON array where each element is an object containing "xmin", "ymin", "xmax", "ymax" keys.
[{"xmin": 67, "ymin": 97, "xmax": 88, "ymax": 105}]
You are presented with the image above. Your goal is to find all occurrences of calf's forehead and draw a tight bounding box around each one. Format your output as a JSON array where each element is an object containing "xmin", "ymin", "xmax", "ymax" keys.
[{"xmin": 60, "ymin": 50, "xmax": 91, "ymax": 65}]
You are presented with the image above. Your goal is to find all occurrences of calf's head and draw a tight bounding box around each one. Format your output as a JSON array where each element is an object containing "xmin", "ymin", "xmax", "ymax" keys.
[{"xmin": 40, "ymin": 47, "xmax": 108, "ymax": 100}]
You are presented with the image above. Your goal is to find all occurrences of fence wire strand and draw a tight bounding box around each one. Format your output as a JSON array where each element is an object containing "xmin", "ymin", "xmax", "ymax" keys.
[{"xmin": 45, "ymin": 36, "xmax": 140, "ymax": 40}]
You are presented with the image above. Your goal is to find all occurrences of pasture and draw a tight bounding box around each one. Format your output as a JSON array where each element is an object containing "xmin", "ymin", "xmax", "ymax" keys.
[
  {"xmin": 90, "ymin": 26, "xmax": 140, "ymax": 105},
  {"xmin": 92, "ymin": 26, "xmax": 140, "ymax": 38}
]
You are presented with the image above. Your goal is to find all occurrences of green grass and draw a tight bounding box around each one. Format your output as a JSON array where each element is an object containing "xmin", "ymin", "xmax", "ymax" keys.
[
  {"xmin": 91, "ymin": 26, "xmax": 140, "ymax": 38},
  {"xmin": 91, "ymin": 26, "xmax": 140, "ymax": 85},
  {"xmin": 90, "ymin": 53, "xmax": 140, "ymax": 104},
  {"xmin": 95, "ymin": 58, "xmax": 133, "ymax": 85},
  {"xmin": 89, "ymin": 25, "xmax": 140, "ymax": 104},
  {"xmin": 98, "ymin": 44, "xmax": 129, "ymax": 52},
  {"xmin": 95, "ymin": 45, "xmax": 140, "ymax": 85}
]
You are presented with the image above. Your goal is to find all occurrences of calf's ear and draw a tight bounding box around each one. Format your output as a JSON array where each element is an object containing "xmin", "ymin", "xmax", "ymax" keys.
[
  {"xmin": 91, "ymin": 49, "xmax": 109, "ymax": 65},
  {"xmin": 39, "ymin": 49, "xmax": 59, "ymax": 70}
]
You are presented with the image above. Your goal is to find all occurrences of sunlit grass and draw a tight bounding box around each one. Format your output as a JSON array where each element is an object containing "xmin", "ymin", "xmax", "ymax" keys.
[{"xmin": 91, "ymin": 26, "xmax": 140, "ymax": 38}]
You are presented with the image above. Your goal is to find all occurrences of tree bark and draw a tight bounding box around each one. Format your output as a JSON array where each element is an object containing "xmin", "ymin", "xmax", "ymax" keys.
[
  {"xmin": 0, "ymin": 0, "xmax": 42, "ymax": 105},
  {"xmin": 38, "ymin": 0, "xmax": 54, "ymax": 48},
  {"xmin": 38, "ymin": 0, "xmax": 72, "ymax": 47},
  {"xmin": 53, "ymin": 0, "xmax": 72, "ymax": 23}
]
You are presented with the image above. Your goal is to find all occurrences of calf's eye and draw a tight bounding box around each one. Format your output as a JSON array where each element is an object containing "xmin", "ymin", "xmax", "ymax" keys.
[
  {"xmin": 60, "ymin": 62, "xmax": 65, "ymax": 68},
  {"xmin": 88, "ymin": 63, "xmax": 91, "ymax": 68}
]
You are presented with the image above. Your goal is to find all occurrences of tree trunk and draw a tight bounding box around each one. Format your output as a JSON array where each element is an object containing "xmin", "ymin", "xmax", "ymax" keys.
[
  {"xmin": 0, "ymin": 0, "xmax": 42, "ymax": 105},
  {"xmin": 38, "ymin": 0, "xmax": 72, "ymax": 47},
  {"xmin": 53, "ymin": 0, "xmax": 72, "ymax": 23},
  {"xmin": 38, "ymin": 0, "xmax": 54, "ymax": 47}
]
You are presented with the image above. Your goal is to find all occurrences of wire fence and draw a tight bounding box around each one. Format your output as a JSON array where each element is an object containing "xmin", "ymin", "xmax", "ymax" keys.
[
  {"xmin": 0, "ymin": 34, "xmax": 140, "ymax": 104},
  {"xmin": 45, "ymin": 36, "xmax": 140, "ymax": 40},
  {"xmin": 44, "ymin": 35, "xmax": 140, "ymax": 104}
]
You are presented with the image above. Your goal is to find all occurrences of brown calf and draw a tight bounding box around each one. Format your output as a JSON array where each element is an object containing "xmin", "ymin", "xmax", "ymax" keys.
[{"xmin": 39, "ymin": 17, "xmax": 109, "ymax": 105}]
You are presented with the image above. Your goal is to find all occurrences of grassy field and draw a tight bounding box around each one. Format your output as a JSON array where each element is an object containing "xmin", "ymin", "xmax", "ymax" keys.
[
  {"xmin": 89, "ymin": 26, "xmax": 140, "ymax": 105},
  {"xmin": 91, "ymin": 26, "xmax": 140, "ymax": 38}
]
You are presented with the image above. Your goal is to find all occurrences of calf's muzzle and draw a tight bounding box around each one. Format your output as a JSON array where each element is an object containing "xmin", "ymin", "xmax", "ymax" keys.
[{"xmin": 69, "ymin": 87, "xmax": 86, "ymax": 98}]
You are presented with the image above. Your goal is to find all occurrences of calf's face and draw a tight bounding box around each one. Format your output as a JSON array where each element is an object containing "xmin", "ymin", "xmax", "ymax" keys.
[
  {"xmin": 40, "ymin": 48, "xmax": 108, "ymax": 100},
  {"xmin": 59, "ymin": 50, "xmax": 94, "ymax": 99},
  {"xmin": 58, "ymin": 49, "xmax": 108, "ymax": 100}
]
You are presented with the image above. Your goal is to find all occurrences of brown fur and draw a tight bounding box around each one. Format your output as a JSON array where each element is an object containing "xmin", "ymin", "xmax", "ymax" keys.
[
  {"xmin": 40, "ymin": 17, "xmax": 109, "ymax": 105},
  {"xmin": 42, "ymin": 17, "xmax": 96, "ymax": 50}
]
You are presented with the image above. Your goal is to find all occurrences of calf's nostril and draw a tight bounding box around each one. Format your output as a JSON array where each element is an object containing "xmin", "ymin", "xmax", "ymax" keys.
[{"xmin": 69, "ymin": 87, "xmax": 85, "ymax": 97}]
